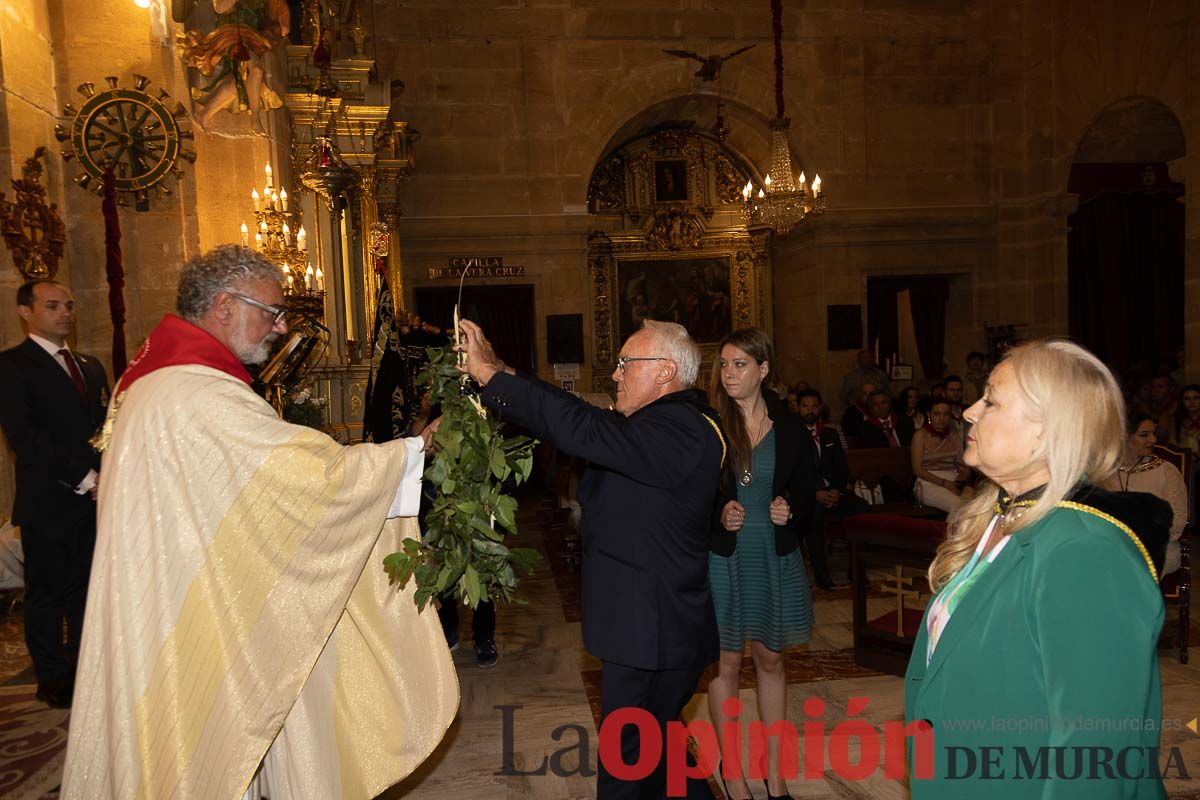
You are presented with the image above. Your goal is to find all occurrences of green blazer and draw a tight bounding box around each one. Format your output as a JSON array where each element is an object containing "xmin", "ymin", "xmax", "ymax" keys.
[{"xmin": 905, "ymin": 503, "xmax": 1166, "ymax": 799}]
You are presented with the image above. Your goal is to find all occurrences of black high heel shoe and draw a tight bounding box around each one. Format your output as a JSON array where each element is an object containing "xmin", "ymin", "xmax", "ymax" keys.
[
  {"xmin": 716, "ymin": 764, "xmax": 753, "ymax": 800},
  {"xmin": 762, "ymin": 779, "xmax": 794, "ymax": 800}
]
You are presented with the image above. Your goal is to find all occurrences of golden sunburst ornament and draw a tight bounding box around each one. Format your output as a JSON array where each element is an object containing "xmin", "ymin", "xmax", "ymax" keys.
[{"xmin": 56, "ymin": 74, "xmax": 197, "ymax": 211}]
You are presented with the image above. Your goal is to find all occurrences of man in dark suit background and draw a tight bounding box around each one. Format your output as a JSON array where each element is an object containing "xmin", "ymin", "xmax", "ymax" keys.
[
  {"xmin": 457, "ymin": 317, "xmax": 722, "ymax": 800},
  {"xmin": 858, "ymin": 390, "xmax": 915, "ymax": 449},
  {"xmin": 794, "ymin": 390, "xmax": 867, "ymax": 589},
  {"xmin": 0, "ymin": 281, "xmax": 109, "ymax": 708}
]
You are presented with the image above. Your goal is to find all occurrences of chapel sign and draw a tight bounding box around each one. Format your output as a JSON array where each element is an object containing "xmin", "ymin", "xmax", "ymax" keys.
[{"xmin": 428, "ymin": 256, "xmax": 525, "ymax": 280}]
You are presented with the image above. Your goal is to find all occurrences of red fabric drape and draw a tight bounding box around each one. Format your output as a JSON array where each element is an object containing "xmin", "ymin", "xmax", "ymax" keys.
[{"xmin": 101, "ymin": 170, "xmax": 128, "ymax": 376}]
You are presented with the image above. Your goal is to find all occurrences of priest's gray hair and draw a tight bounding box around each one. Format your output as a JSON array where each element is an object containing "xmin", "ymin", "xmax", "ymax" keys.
[
  {"xmin": 176, "ymin": 245, "xmax": 283, "ymax": 322},
  {"xmin": 641, "ymin": 320, "xmax": 700, "ymax": 387}
]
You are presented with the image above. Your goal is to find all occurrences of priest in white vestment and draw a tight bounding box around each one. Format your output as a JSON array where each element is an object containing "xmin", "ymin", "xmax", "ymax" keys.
[{"xmin": 62, "ymin": 245, "xmax": 459, "ymax": 800}]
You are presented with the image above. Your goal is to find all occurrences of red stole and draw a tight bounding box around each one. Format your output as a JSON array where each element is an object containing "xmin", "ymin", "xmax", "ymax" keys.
[{"xmin": 116, "ymin": 314, "xmax": 252, "ymax": 395}]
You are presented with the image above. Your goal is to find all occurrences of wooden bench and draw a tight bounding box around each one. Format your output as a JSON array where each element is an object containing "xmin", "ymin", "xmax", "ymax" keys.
[
  {"xmin": 822, "ymin": 447, "xmax": 942, "ymax": 581},
  {"xmin": 846, "ymin": 514, "xmax": 947, "ymax": 676}
]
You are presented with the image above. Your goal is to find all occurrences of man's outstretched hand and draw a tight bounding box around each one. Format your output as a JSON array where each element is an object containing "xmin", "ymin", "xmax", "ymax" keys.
[{"xmin": 454, "ymin": 319, "xmax": 512, "ymax": 387}]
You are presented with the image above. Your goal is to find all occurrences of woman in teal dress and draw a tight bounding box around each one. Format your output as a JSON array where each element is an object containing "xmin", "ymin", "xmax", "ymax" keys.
[
  {"xmin": 707, "ymin": 327, "xmax": 813, "ymax": 800},
  {"xmin": 906, "ymin": 340, "xmax": 1169, "ymax": 799}
]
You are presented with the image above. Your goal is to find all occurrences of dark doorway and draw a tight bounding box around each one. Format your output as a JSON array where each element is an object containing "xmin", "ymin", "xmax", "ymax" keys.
[
  {"xmin": 414, "ymin": 285, "xmax": 536, "ymax": 373},
  {"xmin": 1067, "ymin": 96, "xmax": 1186, "ymax": 384},
  {"xmin": 1067, "ymin": 163, "xmax": 1184, "ymax": 380},
  {"xmin": 866, "ymin": 275, "xmax": 950, "ymax": 380}
]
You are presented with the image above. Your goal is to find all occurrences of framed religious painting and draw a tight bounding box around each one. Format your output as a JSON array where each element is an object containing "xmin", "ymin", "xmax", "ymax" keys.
[
  {"xmin": 653, "ymin": 159, "xmax": 689, "ymax": 203},
  {"xmin": 588, "ymin": 228, "xmax": 771, "ymax": 392},
  {"xmin": 615, "ymin": 255, "xmax": 733, "ymax": 345}
]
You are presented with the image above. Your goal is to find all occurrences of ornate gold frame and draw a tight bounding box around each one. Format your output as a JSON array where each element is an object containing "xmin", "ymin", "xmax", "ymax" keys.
[{"xmin": 587, "ymin": 220, "xmax": 772, "ymax": 392}]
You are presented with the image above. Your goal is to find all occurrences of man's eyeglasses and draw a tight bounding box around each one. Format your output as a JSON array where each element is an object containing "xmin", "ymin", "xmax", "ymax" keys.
[
  {"xmin": 615, "ymin": 356, "xmax": 671, "ymax": 373},
  {"xmin": 230, "ymin": 292, "xmax": 288, "ymax": 325}
]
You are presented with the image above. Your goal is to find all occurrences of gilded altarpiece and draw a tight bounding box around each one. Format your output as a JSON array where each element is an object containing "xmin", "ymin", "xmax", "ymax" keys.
[{"xmin": 587, "ymin": 129, "xmax": 772, "ymax": 392}]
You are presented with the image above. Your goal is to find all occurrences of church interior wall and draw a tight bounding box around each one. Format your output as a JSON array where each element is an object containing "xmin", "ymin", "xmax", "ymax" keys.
[
  {"xmin": 0, "ymin": 0, "xmax": 1194, "ymax": 441},
  {"xmin": 379, "ymin": 0, "xmax": 1005, "ymax": 392},
  {"xmin": 1, "ymin": 0, "xmax": 60, "ymax": 353}
]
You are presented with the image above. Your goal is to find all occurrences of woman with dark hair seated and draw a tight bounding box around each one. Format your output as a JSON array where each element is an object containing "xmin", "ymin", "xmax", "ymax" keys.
[
  {"xmin": 910, "ymin": 399, "xmax": 969, "ymax": 513},
  {"xmin": 1114, "ymin": 409, "xmax": 1188, "ymax": 576},
  {"xmin": 1167, "ymin": 383, "xmax": 1200, "ymax": 455}
]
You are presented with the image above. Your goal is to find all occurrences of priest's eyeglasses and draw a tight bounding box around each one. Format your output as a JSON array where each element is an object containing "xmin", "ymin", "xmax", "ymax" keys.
[
  {"xmin": 230, "ymin": 292, "xmax": 288, "ymax": 325},
  {"xmin": 615, "ymin": 356, "xmax": 671, "ymax": 373}
]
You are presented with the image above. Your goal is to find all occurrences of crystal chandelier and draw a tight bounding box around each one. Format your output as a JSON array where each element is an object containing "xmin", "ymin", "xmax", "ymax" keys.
[{"xmin": 741, "ymin": 0, "xmax": 826, "ymax": 235}]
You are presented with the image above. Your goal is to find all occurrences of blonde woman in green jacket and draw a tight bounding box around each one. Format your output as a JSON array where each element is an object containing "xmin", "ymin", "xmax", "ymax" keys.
[{"xmin": 906, "ymin": 340, "xmax": 1169, "ymax": 800}]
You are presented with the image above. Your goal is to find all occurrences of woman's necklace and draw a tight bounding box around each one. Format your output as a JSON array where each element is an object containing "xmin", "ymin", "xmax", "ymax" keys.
[
  {"xmin": 739, "ymin": 408, "xmax": 770, "ymax": 486},
  {"xmin": 1117, "ymin": 455, "xmax": 1149, "ymax": 492},
  {"xmin": 992, "ymin": 496, "xmax": 1038, "ymax": 531}
]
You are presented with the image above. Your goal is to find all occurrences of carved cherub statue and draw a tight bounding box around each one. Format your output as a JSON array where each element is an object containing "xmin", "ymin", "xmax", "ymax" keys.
[{"xmin": 178, "ymin": 0, "xmax": 290, "ymax": 133}]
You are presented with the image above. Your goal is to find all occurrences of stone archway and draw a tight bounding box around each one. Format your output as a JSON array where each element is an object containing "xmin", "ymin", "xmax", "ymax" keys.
[
  {"xmin": 1067, "ymin": 96, "xmax": 1185, "ymax": 383},
  {"xmin": 561, "ymin": 60, "xmax": 803, "ymax": 205}
]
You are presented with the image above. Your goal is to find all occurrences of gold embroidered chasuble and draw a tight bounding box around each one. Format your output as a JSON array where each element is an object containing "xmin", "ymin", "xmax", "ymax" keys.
[{"xmin": 62, "ymin": 365, "xmax": 459, "ymax": 799}]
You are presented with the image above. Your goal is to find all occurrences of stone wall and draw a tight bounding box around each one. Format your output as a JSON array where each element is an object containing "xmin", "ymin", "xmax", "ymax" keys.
[
  {"xmin": 374, "ymin": 0, "xmax": 1199, "ymax": 403},
  {"xmin": 0, "ymin": 1, "xmax": 285, "ymax": 519}
]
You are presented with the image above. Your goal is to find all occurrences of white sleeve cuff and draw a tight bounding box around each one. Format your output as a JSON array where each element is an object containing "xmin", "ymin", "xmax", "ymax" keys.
[
  {"xmin": 75, "ymin": 469, "xmax": 98, "ymax": 495},
  {"xmin": 387, "ymin": 437, "xmax": 427, "ymax": 518}
]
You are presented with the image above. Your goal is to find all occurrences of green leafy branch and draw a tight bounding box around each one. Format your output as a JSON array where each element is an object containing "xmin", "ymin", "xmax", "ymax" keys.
[{"xmin": 384, "ymin": 345, "xmax": 540, "ymax": 611}]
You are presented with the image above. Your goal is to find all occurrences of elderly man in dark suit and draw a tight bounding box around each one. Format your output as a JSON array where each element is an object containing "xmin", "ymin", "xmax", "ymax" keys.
[
  {"xmin": 457, "ymin": 317, "xmax": 722, "ymax": 800},
  {"xmin": 0, "ymin": 281, "xmax": 109, "ymax": 708}
]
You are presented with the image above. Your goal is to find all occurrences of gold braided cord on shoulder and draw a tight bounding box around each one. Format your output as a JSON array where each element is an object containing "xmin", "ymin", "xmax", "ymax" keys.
[
  {"xmin": 1056, "ymin": 500, "xmax": 1159, "ymax": 583},
  {"xmin": 699, "ymin": 412, "xmax": 727, "ymax": 469}
]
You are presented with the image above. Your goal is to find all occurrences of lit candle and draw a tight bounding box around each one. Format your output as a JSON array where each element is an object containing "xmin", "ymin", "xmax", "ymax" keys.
[
  {"xmin": 255, "ymin": 232, "xmax": 263, "ymax": 248},
  {"xmin": 251, "ymin": 188, "xmax": 260, "ymax": 212},
  {"xmin": 764, "ymin": 174, "xmax": 772, "ymax": 189},
  {"xmin": 315, "ymin": 266, "xmax": 324, "ymax": 291},
  {"xmin": 304, "ymin": 264, "xmax": 314, "ymax": 291},
  {"xmin": 287, "ymin": 273, "xmax": 294, "ymax": 290},
  {"xmin": 259, "ymin": 220, "xmax": 268, "ymax": 234},
  {"xmin": 812, "ymin": 174, "xmax": 822, "ymax": 196},
  {"xmin": 798, "ymin": 171, "xmax": 807, "ymax": 192},
  {"xmin": 265, "ymin": 162, "xmax": 273, "ymax": 189},
  {"xmin": 742, "ymin": 181, "xmax": 752, "ymax": 200},
  {"xmin": 239, "ymin": 222, "xmax": 248, "ymax": 247},
  {"xmin": 279, "ymin": 188, "xmax": 288, "ymax": 212},
  {"xmin": 296, "ymin": 225, "xmax": 307, "ymax": 251},
  {"xmin": 282, "ymin": 222, "xmax": 291, "ymax": 246},
  {"xmin": 453, "ymin": 304, "xmax": 462, "ymax": 367},
  {"xmin": 757, "ymin": 188, "xmax": 765, "ymax": 199}
]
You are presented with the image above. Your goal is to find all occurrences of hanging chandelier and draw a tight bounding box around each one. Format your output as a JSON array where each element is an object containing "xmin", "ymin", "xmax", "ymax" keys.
[{"xmin": 741, "ymin": 0, "xmax": 826, "ymax": 235}]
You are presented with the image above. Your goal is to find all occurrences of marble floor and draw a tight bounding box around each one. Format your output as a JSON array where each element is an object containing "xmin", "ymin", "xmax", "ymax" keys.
[{"xmin": 3, "ymin": 497, "xmax": 1200, "ymax": 799}]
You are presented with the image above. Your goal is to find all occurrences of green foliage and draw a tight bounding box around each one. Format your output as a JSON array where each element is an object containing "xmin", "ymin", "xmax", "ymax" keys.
[{"xmin": 384, "ymin": 345, "xmax": 540, "ymax": 611}]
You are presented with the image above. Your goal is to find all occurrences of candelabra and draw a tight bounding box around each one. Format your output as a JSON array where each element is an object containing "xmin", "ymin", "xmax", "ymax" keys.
[
  {"xmin": 240, "ymin": 162, "xmax": 325, "ymax": 318},
  {"xmin": 739, "ymin": 0, "xmax": 828, "ymax": 236},
  {"xmin": 739, "ymin": 120, "xmax": 826, "ymax": 235}
]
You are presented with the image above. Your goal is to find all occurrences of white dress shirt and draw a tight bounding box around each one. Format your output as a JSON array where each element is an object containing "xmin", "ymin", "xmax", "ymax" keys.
[{"xmin": 27, "ymin": 333, "xmax": 97, "ymax": 495}]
